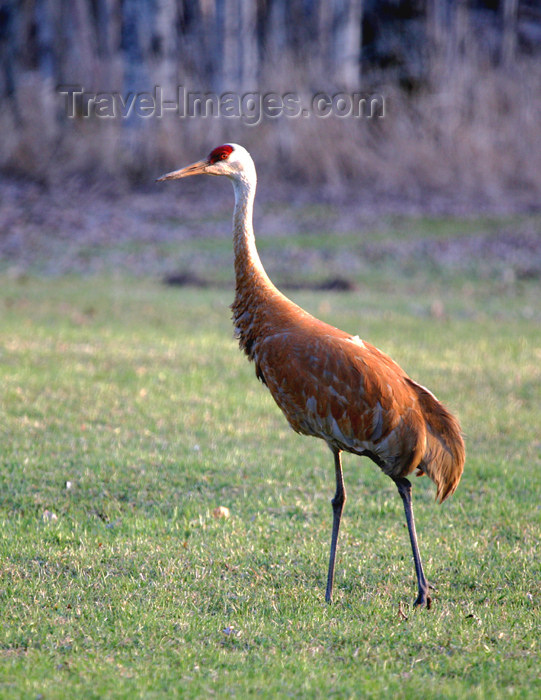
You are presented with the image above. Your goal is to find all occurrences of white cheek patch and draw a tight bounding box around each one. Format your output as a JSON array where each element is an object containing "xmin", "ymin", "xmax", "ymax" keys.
[{"xmin": 226, "ymin": 144, "xmax": 248, "ymax": 164}]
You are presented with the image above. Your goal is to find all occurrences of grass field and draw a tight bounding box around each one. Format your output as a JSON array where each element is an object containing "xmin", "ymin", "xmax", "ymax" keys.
[{"xmin": 0, "ymin": 215, "xmax": 539, "ymax": 697}]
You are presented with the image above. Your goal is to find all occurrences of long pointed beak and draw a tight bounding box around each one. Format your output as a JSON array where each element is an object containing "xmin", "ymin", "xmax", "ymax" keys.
[{"xmin": 156, "ymin": 159, "xmax": 208, "ymax": 182}]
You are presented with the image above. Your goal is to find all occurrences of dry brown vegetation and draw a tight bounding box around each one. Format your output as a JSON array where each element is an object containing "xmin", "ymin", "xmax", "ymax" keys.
[
  {"xmin": 1, "ymin": 2, "xmax": 540, "ymax": 213},
  {"xmin": 2, "ymin": 54, "xmax": 541, "ymax": 213}
]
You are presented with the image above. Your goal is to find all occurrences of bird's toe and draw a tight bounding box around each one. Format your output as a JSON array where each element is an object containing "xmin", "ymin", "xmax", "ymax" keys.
[{"xmin": 413, "ymin": 592, "xmax": 432, "ymax": 609}]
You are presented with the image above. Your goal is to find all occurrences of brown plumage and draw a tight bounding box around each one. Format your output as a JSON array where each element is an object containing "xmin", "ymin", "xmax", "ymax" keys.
[{"xmin": 157, "ymin": 143, "xmax": 465, "ymax": 608}]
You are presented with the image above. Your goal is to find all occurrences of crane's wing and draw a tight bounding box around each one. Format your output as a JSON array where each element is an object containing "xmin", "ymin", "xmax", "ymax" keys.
[{"xmin": 254, "ymin": 327, "xmax": 427, "ymax": 478}]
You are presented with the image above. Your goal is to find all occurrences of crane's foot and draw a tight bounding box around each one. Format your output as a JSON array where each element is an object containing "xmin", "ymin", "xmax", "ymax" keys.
[
  {"xmin": 413, "ymin": 580, "xmax": 437, "ymax": 608},
  {"xmin": 413, "ymin": 589, "xmax": 432, "ymax": 609}
]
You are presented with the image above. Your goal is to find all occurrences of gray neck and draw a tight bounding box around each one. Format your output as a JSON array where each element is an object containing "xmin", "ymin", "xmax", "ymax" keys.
[{"xmin": 231, "ymin": 173, "xmax": 271, "ymax": 290}]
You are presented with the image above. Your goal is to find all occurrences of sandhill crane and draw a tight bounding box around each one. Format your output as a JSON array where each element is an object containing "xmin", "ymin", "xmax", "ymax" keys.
[{"xmin": 157, "ymin": 144, "xmax": 465, "ymax": 608}]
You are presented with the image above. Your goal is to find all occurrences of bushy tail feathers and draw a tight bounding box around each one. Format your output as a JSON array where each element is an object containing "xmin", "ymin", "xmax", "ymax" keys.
[{"xmin": 407, "ymin": 379, "xmax": 465, "ymax": 503}]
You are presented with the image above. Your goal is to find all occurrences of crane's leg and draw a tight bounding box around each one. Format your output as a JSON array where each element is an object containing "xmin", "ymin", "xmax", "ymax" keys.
[
  {"xmin": 325, "ymin": 450, "xmax": 346, "ymax": 603},
  {"xmin": 394, "ymin": 477, "xmax": 432, "ymax": 609}
]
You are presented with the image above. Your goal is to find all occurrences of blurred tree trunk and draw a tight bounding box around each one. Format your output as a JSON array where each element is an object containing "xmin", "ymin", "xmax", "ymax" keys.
[
  {"xmin": 34, "ymin": 0, "xmax": 55, "ymax": 80},
  {"xmin": 427, "ymin": 0, "xmax": 470, "ymax": 72},
  {"xmin": 215, "ymin": 0, "xmax": 257, "ymax": 90},
  {"xmin": 501, "ymin": 0, "xmax": 519, "ymax": 66},
  {"xmin": 333, "ymin": 0, "xmax": 363, "ymax": 89},
  {"xmin": 0, "ymin": 0, "xmax": 17, "ymax": 100},
  {"xmin": 427, "ymin": 0, "xmax": 453, "ymax": 64},
  {"xmin": 153, "ymin": 0, "xmax": 179, "ymax": 92},
  {"xmin": 317, "ymin": 0, "xmax": 363, "ymax": 88},
  {"xmin": 265, "ymin": 0, "xmax": 288, "ymax": 64},
  {"xmin": 121, "ymin": 0, "xmax": 151, "ymax": 96},
  {"xmin": 239, "ymin": 0, "xmax": 257, "ymax": 89}
]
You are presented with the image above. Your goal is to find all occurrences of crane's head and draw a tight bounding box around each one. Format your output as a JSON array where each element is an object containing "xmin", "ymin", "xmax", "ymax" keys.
[{"xmin": 156, "ymin": 144, "xmax": 255, "ymax": 183}]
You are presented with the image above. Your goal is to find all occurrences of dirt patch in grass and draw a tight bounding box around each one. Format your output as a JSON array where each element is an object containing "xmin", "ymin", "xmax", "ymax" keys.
[
  {"xmin": 163, "ymin": 270, "xmax": 358, "ymax": 291},
  {"xmin": 0, "ymin": 178, "xmax": 540, "ymax": 282},
  {"xmin": 363, "ymin": 226, "xmax": 541, "ymax": 280}
]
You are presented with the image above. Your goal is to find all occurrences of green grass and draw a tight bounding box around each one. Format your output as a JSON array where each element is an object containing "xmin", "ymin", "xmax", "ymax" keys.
[{"xmin": 0, "ymin": 238, "xmax": 540, "ymax": 697}]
